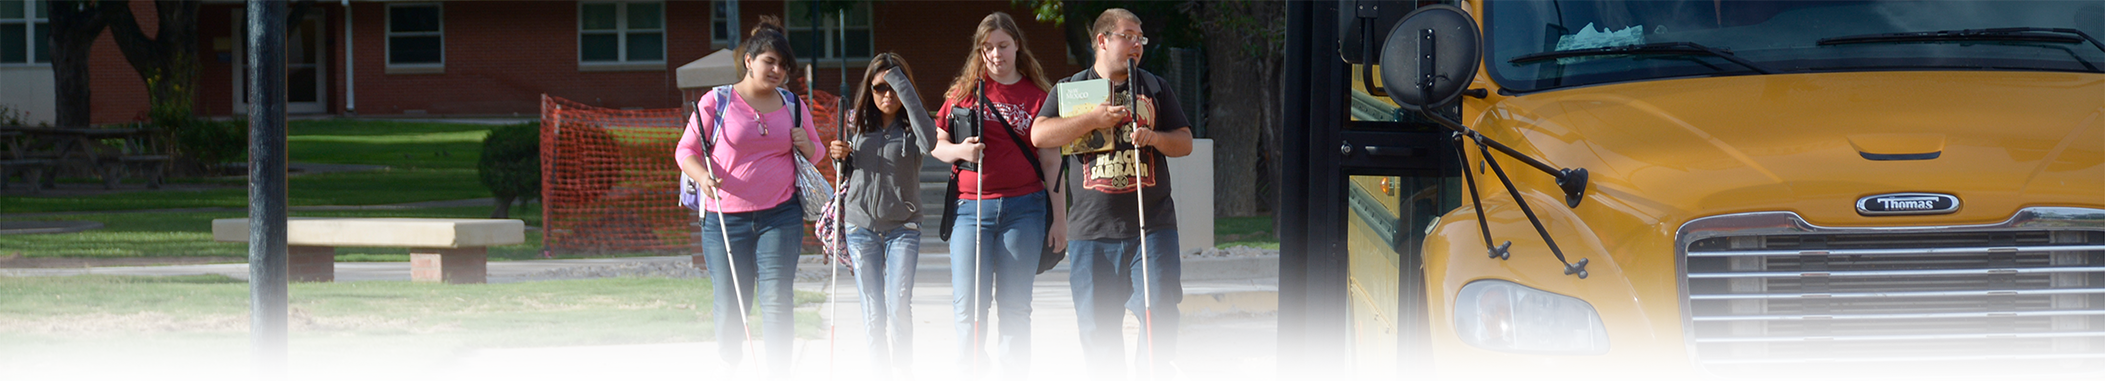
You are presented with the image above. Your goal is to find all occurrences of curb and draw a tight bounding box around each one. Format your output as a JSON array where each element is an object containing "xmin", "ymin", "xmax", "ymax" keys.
[
  {"xmin": 1183, "ymin": 256, "xmax": 1280, "ymax": 281},
  {"xmin": 1182, "ymin": 289, "xmax": 1280, "ymax": 318},
  {"xmin": 0, "ymin": 221, "xmax": 104, "ymax": 235}
]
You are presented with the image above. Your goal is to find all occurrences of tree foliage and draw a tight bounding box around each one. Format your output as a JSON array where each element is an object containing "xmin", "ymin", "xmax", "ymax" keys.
[
  {"xmin": 1009, "ymin": 0, "xmax": 1198, "ymax": 71},
  {"xmin": 478, "ymin": 122, "xmax": 541, "ymax": 218}
]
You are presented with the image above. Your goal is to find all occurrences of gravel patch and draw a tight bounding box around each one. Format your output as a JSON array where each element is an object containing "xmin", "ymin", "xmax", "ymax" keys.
[
  {"xmin": 1184, "ymin": 245, "xmax": 1279, "ymax": 259},
  {"xmin": 524, "ymin": 261, "xmax": 707, "ymax": 281},
  {"xmin": 520, "ymin": 257, "xmax": 841, "ymax": 282}
]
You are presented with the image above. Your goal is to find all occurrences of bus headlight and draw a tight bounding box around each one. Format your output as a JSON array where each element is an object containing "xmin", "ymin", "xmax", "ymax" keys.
[{"xmin": 1454, "ymin": 280, "xmax": 1610, "ymax": 354}]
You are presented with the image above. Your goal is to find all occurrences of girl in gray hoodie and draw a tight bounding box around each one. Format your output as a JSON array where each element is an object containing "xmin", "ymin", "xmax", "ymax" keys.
[{"xmin": 826, "ymin": 52, "xmax": 937, "ymax": 379}]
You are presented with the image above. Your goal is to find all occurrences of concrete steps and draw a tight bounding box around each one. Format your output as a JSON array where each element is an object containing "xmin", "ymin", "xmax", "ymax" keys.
[{"xmin": 919, "ymin": 154, "xmax": 953, "ymax": 252}]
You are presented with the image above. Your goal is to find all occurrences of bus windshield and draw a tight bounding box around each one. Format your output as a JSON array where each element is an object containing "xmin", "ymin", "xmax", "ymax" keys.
[{"xmin": 1483, "ymin": 0, "xmax": 2105, "ymax": 92}]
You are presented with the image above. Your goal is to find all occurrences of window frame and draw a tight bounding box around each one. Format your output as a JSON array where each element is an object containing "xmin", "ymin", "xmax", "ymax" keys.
[
  {"xmin": 0, "ymin": 0, "xmax": 50, "ymax": 66},
  {"xmin": 578, "ymin": 1, "xmax": 665, "ymax": 71},
  {"xmin": 785, "ymin": 0, "xmax": 873, "ymax": 64},
  {"xmin": 385, "ymin": 2, "xmax": 444, "ymax": 73},
  {"xmin": 710, "ymin": 1, "xmax": 731, "ymax": 49}
]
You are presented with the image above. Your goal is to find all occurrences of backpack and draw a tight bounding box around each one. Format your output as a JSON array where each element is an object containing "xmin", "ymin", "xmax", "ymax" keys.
[{"xmin": 678, "ymin": 85, "xmax": 806, "ymax": 211}]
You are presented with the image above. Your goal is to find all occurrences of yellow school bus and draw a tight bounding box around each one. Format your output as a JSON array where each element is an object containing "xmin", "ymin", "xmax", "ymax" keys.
[{"xmin": 1283, "ymin": 1, "xmax": 2105, "ymax": 378}]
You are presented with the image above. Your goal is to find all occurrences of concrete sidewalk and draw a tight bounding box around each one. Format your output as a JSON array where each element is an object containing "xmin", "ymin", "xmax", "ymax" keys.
[
  {"xmin": 446, "ymin": 263, "xmax": 1280, "ymax": 381},
  {"xmin": 3, "ymin": 253, "xmax": 1281, "ymax": 381}
]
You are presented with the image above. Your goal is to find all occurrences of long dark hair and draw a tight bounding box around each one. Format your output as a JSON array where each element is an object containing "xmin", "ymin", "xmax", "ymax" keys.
[
  {"xmin": 734, "ymin": 16, "xmax": 798, "ymax": 81},
  {"xmin": 851, "ymin": 52, "xmax": 916, "ymax": 135}
]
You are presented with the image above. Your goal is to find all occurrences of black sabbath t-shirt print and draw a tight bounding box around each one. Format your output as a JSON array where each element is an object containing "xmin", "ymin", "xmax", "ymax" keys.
[{"xmin": 1079, "ymin": 91, "xmax": 1158, "ymax": 194}]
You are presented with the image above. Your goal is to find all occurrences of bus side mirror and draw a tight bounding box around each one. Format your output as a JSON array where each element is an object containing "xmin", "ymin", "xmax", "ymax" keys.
[{"xmin": 1379, "ymin": 5, "xmax": 1481, "ymax": 112}]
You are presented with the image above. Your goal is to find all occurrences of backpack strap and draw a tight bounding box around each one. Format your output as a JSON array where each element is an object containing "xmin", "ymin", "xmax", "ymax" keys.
[
  {"xmin": 689, "ymin": 85, "xmax": 734, "ymax": 158},
  {"xmin": 776, "ymin": 88, "xmax": 803, "ymax": 131}
]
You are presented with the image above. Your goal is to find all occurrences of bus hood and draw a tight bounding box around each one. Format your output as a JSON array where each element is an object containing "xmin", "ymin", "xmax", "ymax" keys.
[{"xmin": 1484, "ymin": 71, "xmax": 2105, "ymax": 226}]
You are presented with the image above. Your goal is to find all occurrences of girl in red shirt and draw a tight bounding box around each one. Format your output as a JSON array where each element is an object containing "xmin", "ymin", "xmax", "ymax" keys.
[{"xmin": 930, "ymin": 11, "xmax": 1067, "ymax": 378}]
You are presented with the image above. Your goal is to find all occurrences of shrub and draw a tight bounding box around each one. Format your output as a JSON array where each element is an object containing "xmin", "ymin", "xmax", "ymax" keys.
[
  {"xmin": 150, "ymin": 104, "xmax": 247, "ymax": 173},
  {"xmin": 0, "ymin": 104, "xmax": 31, "ymax": 126},
  {"xmin": 170, "ymin": 118, "xmax": 249, "ymax": 169},
  {"xmin": 479, "ymin": 122, "xmax": 541, "ymax": 218}
]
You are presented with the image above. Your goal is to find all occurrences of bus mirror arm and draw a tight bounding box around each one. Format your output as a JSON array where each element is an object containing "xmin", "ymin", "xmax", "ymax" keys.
[
  {"xmin": 1424, "ymin": 76, "xmax": 1591, "ymax": 280},
  {"xmin": 1389, "ymin": 4, "xmax": 1589, "ymax": 279},
  {"xmin": 1415, "ymin": 105, "xmax": 1588, "ymax": 208}
]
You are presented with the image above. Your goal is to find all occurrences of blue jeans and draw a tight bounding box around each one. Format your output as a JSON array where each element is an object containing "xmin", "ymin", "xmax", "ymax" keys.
[
  {"xmin": 1069, "ymin": 229, "xmax": 1182, "ymax": 378},
  {"xmin": 699, "ymin": 198, "xmax": 803, "ymax": 374},
  {"xmin": 846, "ymin": 224, "xmax": 920, "ymax": 373},
  {"xmin": 948, "ymin": 190, "xmax": 1049, "ymax": 374}
]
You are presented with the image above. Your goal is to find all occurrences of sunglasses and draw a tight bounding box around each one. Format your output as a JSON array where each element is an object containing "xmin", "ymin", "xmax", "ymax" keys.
[{"xmin": 871, "ymin": 83, "xmax": 895, "ymax": 95}]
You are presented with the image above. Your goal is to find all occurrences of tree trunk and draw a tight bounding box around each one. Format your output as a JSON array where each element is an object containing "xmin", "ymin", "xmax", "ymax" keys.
[
  {"xmin": 1257, "ymin": 52, "xmax": 1282, "ymax": 215},
  {"xmin": 102, "ymin": 0, "xmax": 201, "ymax": 122},
  {"xmin": 1203, "ymin": 31, "xmax": 1263, "ymax": 217},
  {"xmin": 490, "ymin": 195, "xmax": 515, "ymax": 219},
  {"xmin": 1187, "ymin": 0, "xmax": 1285, "ymax": 218},
  {"xmin": 1059, "ymin": 1, "xmax": 1098, "ymax": 66},
  {"xmin": 48, "ymin": 1, "xmax": 107, "ymax": 128}
]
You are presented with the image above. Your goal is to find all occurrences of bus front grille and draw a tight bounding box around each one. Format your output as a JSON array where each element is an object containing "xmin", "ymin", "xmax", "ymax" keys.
[{"xmin": 1678, "ymin": 209, "xmax": 2105, "ymax": 378}]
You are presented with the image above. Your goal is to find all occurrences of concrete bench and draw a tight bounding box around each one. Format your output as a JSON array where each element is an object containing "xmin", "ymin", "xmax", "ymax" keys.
[{"xmin": 212, "ymin": 218, "xmax": 525, "ymax": 284}]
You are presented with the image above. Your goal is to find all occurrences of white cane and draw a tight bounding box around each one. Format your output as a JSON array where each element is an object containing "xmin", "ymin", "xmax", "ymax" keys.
[
  {"xmin": 825, "ymin": 147, "xmax": 842, "ymax": 372},
  {"xmin": 810, "ymin": 67, "xmax": 844, "ymax": 373},
  {"xmin": 701, "ymin": 158, "xmax": 761, "ymax": 372},
  {"xmin": 970, "ymin": 135, "xmax": 987, "ymax": 375},
  {"xmin": 1133, "ymin": 145, "xmax": 1157, "ymax": 370},
  {"xmin": 1126, "ymin": 58, "xmax": 1158, "ymax": 371}
]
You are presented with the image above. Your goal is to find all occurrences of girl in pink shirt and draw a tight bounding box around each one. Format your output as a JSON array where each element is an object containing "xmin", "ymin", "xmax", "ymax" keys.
[{"xmin": 672, "ymin": 17, "xmax": 823, "ymax": 377}]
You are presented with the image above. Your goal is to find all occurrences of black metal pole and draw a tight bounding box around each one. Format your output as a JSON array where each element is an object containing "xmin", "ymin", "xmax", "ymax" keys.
[
  {"xmin": 1277, "ymin": 0, "xmax": 1312, "ymax": 372},
  {"xmin": 245, "ymin": 0, "xmax": 289, "ymax": 374},
  {"xmin": 810, "ymin": 0, "xmax": 819, "ymax": 95},
  {"xmin": 1296, "ymin": 3, "xmax": 1347, "ymax": 378}
]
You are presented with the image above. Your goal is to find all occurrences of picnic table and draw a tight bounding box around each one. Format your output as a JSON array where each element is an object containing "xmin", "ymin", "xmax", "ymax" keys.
[{"xmin": 0, "ymin": 126, "xmax": 171, "ymax": 192}]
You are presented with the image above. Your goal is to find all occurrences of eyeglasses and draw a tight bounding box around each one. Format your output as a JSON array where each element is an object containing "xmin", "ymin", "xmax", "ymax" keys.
[
  {"xmin": 871, "ymin": 83, "xmax": 894, "ymax": 96},
  {"xmin": 1108, "ymin": 31, "xmax": 1149, "ymax": 46}
]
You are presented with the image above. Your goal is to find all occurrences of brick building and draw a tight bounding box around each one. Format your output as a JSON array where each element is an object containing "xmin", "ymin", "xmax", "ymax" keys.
[{"xmin": 5, "ymin": 0, "xmax": 1080, "ymax": 125}]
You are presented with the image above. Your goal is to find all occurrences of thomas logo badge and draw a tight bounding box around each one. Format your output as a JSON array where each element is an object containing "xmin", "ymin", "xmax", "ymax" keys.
[{"xmin": 1857, "ymin": 193, "xmax": 1960, "ymax": 216}]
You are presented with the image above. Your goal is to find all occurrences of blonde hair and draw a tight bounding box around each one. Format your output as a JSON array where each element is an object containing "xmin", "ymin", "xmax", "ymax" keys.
[{"xmin": 942, "ymin": 12, "xmax": 1053, "ymax": 101}]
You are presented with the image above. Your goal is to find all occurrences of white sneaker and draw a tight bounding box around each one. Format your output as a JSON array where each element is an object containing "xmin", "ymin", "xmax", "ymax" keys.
[{"xmin": 711, "ymin": 364, "xmax": 736, "ymax": 381}]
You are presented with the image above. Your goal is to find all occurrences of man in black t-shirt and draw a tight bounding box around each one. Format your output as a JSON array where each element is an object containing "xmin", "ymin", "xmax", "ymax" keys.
[{"xmin": 1030, "ymin": 8, "xmax": 1194, "ymax": 379}]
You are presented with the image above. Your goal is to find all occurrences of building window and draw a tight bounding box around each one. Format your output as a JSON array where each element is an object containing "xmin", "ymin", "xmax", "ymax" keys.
[
  {"xmin": 1, "ymin": 0, "xmax": 50, "ymax": 64},
  {"xmin": 786, "ymin": 0, "xmax": 871, "ymax": 61},
  {"xmin": 579, "ymin": 1, "xmax": 663, "ymax": 64},
  {"xmin": 386, "ymin": 3, "xmax": 443, "ymax": 67},
  {"xmin": 711, "ymin": 1, "xmax": 731, "ymax": 47}
]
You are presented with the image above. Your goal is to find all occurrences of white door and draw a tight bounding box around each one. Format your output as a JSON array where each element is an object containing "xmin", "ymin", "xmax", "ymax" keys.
[{"xmin": 234, "ymin": 11, "xmax": 328, "ymax": 115}]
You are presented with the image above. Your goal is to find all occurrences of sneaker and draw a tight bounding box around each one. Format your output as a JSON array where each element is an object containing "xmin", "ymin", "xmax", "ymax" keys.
[{"xmin": 711, "ymin": 364, "xmax": 736, "ymax": 381}]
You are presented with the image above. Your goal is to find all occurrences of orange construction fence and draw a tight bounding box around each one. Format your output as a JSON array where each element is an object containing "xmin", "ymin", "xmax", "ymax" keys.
[{"xmin": 540, "ymin": 92, "xmax": 839, "ymax": 254}]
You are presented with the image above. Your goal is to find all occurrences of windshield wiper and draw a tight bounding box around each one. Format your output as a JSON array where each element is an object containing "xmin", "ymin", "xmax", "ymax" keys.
[
  {"xmin": 1820, "ymin": 28, "xmax": 2105, "ymax": 71},
  {"xmin": 1819, "ymin": 27, "xmax": 2105, "ymax": 54},
  {"xmin": 1509, "ymin": 41, "xmax": 1776, "ymax": 74}
]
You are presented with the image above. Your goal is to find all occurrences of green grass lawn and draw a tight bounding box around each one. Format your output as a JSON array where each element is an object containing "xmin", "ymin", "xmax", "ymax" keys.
[
  {"xmin": 1, "ymin": 118, "xmax": 1277, "ymax": 260},
  {"xmin": 0, "ymin": 120, "xmax": 512, "ymax": 214},
  {"xmin": 1215, "ymin": 216, "xmax": 1279, "ymax": 249},
  {"xmin": 0, "ymin": 275, "xmax": 824, "ymax": 355}
]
